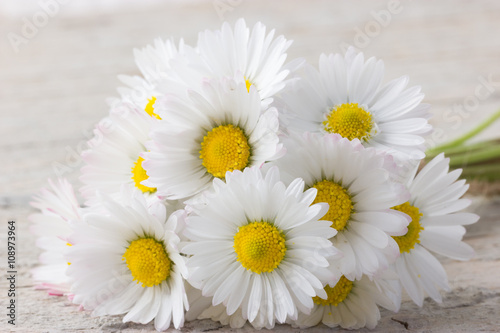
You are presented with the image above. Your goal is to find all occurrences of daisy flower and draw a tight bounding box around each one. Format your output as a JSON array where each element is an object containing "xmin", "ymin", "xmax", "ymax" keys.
[
  {"xmin": 182, "ymin": 166, "xmax": 340, "ymax": 327},
  {"xmin": 291, "ymin": 273, "xmax": 400, "ymax": 330},
  {"xmin": 29, "ymin": 178, "xmax": 82, "ymax": 296},
  {"xmin": 80, "ymin": 101, "xmax": 159, "ymax": 205},
  {"xmin": 143, "ymin": 78, "xmax": 283, "ymax": 200},
  {"xmin": 271, "ymin": 132, "xmax": 410, "ymax": 280},
  {"xmin": 392, "ymin": 153, "xmax": 479, "ymax": 306},
  {"xmin": 115, "ymin": 38, "xmax": 191, "ymax": 112},
  {"xmin": 281, "ymin": 48, "xmax": 431, "ymax": 161},
  {"xmin": 66, "ymin": 186, "xmax": 188, "ymax": 331},
  {"xmin": 195, "ymin": 18, "xmax": 293, "ymax": 99}
]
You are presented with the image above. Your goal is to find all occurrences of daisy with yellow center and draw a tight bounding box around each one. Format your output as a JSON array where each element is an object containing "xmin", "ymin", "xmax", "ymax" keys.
[
  {"xmin": 80, "ymin": 101, "xmax": 159, "ymax": 205},
  {"xmin": 182, "ymin": 166, "xmax": 340, "ymax": 328},
  {"xmin": 114, "ymin": 37, "xmax": 190, "ymax": 111},
  {"xmin": 282, "ymin": 48, "xmax": 431, "ymax": 161},
  {"xmin": 66, "ymin": 187, "xmax": 188, "ymax": 331},
  {"xmin": 393, "ymin": 153, "xmax": 478, "ymax": 307},
  {"xmin": 142, "ymin": 78, "xmax": 283, "ymax": 200},
  {"xmin": 291, "ymin": 274, "xmax": 400, "ymax": 330},
  {"xmin": 196, "ymin": 18, "xmax": 292, "ymax": 100},
  {"xmin": 272, "ymin": 132, "xmax": 411, "ymax": 280}
]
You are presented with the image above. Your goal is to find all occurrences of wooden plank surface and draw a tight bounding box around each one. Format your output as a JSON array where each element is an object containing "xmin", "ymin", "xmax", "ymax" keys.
[{"xmin": 1, "ymin": 0, "xmax": 499, "ymax": 332}]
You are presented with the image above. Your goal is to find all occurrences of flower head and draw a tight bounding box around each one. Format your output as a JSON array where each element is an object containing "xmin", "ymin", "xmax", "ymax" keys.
[
  {"xmin": 115, "ymin": 38, "xmax": 191, "ymax": 110},
  {"xmin": 272, "ymin": 132, "xmax": 411, "ymax": 279},
  {"xmin": 66, "ymin": 186, "xmax": 188, "ymax": 331},
  {"xmin": 182, "ymin": 166, "xmax": 340, "ymax": 327},
  {"xmin": 291, "ymin": 273, "xmax": 400, "ymax": 330},
  {"xmin": 80, "ymin": 101, "xmax": 160, "ymax": 205},
  {"xmin": 393, "ymin": 153, "xmax": 479, "ymax": 306},
  {"xmin": 143, "ymin": 78, "xmax": 283, "ymax": 200},
  {"xmin": 281, "ymin": 48, "xmax": 431, "ymax": 161},
  {"xmin": 196, "ymin": 18, "xmax": 293, "ymax": 100}
]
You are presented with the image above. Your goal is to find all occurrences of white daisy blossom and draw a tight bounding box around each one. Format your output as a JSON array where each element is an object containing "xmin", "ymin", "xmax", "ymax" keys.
[
  {"xmin": 29, "ymin": 178, "xmax": 82, "ymax": 296},
  {"xmin": 291, "ymin": 273, "xmax": 400, "ymax": 330},
  {"xmin": 114, "ymin": 38, "xmax": 192, "ymax": 109},
  {"xmin": 80, "ymin": 101, "xmax": 160, "ymax": 205},
  {"xmin": 143, "ymin": 78, "xmax": 284, "ymax": 200},
  {"xmin": 392, "ymin": 153, "xmax": 479, "ymax": 306},
  {"xmin": 281, "ymin": 48, "xmax": 431, "ymax": 161},
  {"xmin": 271, "ymin": 132, "xmax": 411, "ymax": 280},
  {"xmin": 195, "ymin": 18, "xmax": 293, "ymax": 100},
  {"xmin": 182, "ymin": 166, "xmax": 341, "ymax": 328},
  {"xmin": 66, "ymin": 187, "xmax": 188, "ymax": 331}
]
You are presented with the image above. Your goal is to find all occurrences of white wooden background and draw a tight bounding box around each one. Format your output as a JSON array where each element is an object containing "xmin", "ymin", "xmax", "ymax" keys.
[{"xmin": 1, "ymin": 0, "xmax": 499, "ymax": 332}]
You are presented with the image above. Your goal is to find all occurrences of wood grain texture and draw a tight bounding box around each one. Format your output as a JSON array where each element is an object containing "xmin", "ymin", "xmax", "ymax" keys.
[{"xmin": 1, "ymin": 0, "xmax": 499, "ymax": 332}]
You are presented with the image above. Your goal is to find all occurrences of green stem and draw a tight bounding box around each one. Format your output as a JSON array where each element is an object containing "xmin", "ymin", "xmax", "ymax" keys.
[
  {"xmin": 464, "ymin": 173, "xmax": 500, "ymax": 182},
  {"xmin": 461, "ymin": 162, "xmax": 500, "ymax": 172},
  {"xmin": 448, "ymin": 145, "xmax": 500, "ymax": 167},
  {"xmin": 426, "ymin": 139, "xmax": 499, "ymax": 159},
  {"xmin": 461, "ymin": 164, "xmax": 500, "ymax": 181},
  {"xmin": 427, "ymin": 109, "xmax": 500, "ymax": 154}
]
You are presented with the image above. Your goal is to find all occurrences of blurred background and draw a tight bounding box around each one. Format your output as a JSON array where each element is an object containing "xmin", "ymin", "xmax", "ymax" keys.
[
  {"xmin": 1, "ymin": 1, "xmax": 499, "ymax": 332},
  {"xmin": 1, "ymin": 0, "xmax": 500, "ymax": 201}
]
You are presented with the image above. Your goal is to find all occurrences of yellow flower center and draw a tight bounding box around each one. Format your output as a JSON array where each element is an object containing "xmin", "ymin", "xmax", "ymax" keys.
[
  {"xmin": 313, "ymin": 275, "xmax": 353, "ymax": 306},
  {"xmin": 131, "ymin": 156, "xmax": 157, "ymax": 194},
  {"xmin": 145, "ymin": 96, "xmax": 161, "ymax": 120},
  {"xmin": 122, "ymin": 238, "xmax": 171, "ymax": 287},
  {"xmin": 392, "ymin": 202, "xmax": 424, "ymax": 253},
  {"xmin": 66, "ymin": 242, "xmax": 72, "ymax": 266},
  {"xmin": 245, "ymin": 78, "xmax": 252, "ymax": 92},
  {"xmin": 199, "ymin": 124, "xmax": 251, "ymax": 179},
  {"xmin": 312, "ymin": 180, "xmax": 353, "ymax": 231},
  {"xmin": 233, "ymin": 221, "xmax": 286, "ymax": 274},
  {"xmin": 323, "ymin": 103, "xmax": 373, "ymax": 141}
]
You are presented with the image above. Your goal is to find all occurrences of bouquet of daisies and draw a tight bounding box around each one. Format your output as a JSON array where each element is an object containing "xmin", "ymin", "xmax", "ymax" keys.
[{"xmin": 30, "ymin": 19, "xmax": 479, "ymax": 331}]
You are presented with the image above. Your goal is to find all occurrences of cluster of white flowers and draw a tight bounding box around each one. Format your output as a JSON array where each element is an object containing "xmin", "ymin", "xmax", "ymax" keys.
[{"xmin": 30, "ymin": 19, "xmax": 479, "ymax": 331}]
